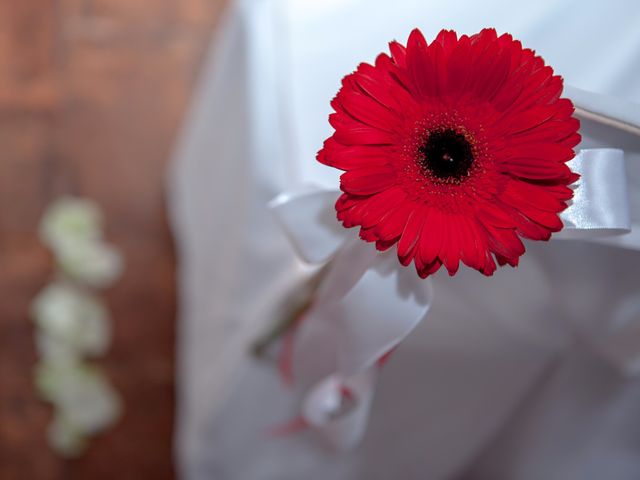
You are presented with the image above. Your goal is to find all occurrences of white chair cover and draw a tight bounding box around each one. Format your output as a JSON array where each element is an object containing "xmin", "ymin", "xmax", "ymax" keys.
[{"xmin": 168, "ymin": 1, "xmax": 640, "ymax": 478}]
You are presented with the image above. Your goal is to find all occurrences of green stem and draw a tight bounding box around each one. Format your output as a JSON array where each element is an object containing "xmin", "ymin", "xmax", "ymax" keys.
[{"xmin": 251, "ymin": 261, "xmax": 332, "ymax": 358}]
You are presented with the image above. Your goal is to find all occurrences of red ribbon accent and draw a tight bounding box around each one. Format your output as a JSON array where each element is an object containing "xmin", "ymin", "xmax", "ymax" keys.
[{"xmin": 268, "ymin": 416, "xmax": 310, "ymax": 437}]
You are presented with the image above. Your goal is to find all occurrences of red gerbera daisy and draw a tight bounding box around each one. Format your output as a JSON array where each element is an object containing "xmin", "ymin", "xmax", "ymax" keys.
[{"xmin": 317, "ymin": 28, "xmax": 581, "ymax": 278}]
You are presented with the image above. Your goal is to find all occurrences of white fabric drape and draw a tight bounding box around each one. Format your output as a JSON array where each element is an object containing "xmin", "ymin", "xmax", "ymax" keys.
[{"xmin": 168, "ymin": 1, "xmax": 640, "ymax": 478}]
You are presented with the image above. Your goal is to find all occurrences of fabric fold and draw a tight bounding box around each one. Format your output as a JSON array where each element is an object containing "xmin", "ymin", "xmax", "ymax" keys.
[{"xmin": 270, "ymin": 147, "xmax": 635, "ymax": 450}]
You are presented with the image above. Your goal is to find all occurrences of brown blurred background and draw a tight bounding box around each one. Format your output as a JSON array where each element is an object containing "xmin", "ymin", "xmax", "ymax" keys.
[{"xmin": 0, "ymin": 1, "xmax": 227, "ymax": 478}]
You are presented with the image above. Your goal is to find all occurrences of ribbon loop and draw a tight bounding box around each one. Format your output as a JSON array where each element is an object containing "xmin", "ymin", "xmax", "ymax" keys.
[
  {"xmin": 557, "ymin": 149, "xmax": 630, "ymax": 239},
  {"xmin": 301, "ymin": 370, "xmax": 377, "ymax": 451},
  {"xmin": 269, "ymin": 147, "xmax": 634, "ymax": 451},
  {"xmin": 270, "ymin": 188, "xmax": 344, "ymax": 264}
]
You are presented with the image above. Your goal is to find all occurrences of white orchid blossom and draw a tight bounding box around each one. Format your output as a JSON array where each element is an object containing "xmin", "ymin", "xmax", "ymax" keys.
[
  {"xmin": 56, "ymin": 241, "xmax": 124, "ymax": 289},
  {"xmin": 39, "ymin": 196, "xmax": 103, "ymax": 251},
  {"xmin": 33, "ymin": 196, "xmax": 123, "ymax": 457},
  {"xmin": 32, "ymin": 282, "xmax": 110, "ymax": 357},
  {"xmin": 36, "ymin": 362, "xmax": 121, "ymax": 433},
  {"xmin": 47, "ymin": 415, "xmax": 86, "ymax": 457}
]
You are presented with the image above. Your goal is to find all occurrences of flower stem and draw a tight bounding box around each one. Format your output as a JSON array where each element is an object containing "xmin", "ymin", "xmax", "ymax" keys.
[{"xmin": 251, "ymin": 262, "xmax": 331, "ymax": 358}]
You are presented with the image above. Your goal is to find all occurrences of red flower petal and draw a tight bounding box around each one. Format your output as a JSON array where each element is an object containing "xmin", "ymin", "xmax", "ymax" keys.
[
  {"xmin": 330, "ymin": 115, "xmax": 396, "ymax": 145},
  {"xmin": 360, "ymin": 187, "xmax": 407, "ymax": 228},
  {"xmin": 374, "ymin": 201, "xmax": 414, "ymax": 242},
  {"xmin": 406, "ymin": 29, "xmax": 439, "ymax": 99},
  {"xmin": 440, "ymin": 216, "xmax": 461, "ymax": 276},
  {"xmin": 417, "ymin": 209, "xmax": 443, "ymax": 267},
  {"xmin": 318, "ymin": 27, "xmax": 580, "ymax": 278},
  {"xmin": 504, "ymin": 157, "xmax": 573, "ymax": 181},
  {"xmin": 398, "ymin": 206, "xmax": 427, "ymax": 266},
  {"xmin": 318, "ymin": 139, "xmax": 392, "ymax": 170},
  {"xmin": 336, "ymin": 90, "xmax": 399, "ymax": 132},
  {"xmin": 388, "ymin": 41, "xmax": 407, "ymax": 68},
  {"xmin": 340, "ymin": 166, "xmax": 396, "ymax": 195}
]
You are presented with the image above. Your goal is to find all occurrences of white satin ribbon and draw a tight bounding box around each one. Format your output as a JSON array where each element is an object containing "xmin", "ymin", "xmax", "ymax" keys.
[
  {"xmin": 271, "ymin": 190, "xmax": 433, "ymax": 450},
  {"xmin": 269, "ymin": 147, "xmax": 633, "ymax": 451},
  {"xmin": 555, "ymin": 149, "xmax": 631, "ymax": 239}
]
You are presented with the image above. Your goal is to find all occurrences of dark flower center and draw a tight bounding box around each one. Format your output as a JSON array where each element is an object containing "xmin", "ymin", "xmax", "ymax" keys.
[{"xmin": 418, "ymin": 129, "xmax": 474, "ymax": 180}]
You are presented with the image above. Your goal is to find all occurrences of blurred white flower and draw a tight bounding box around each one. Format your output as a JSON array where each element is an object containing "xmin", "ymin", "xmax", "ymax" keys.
[
  {"xmin": 32, "ymin": 282, "xmax": 111, "ymax": 357},
  {"xmin": 35, "ymin": 362, "xmax": 121, "ymax": 434},
  {"xmin": 57, "ymin": 241, "xmax": 124, "ymax": 288},
  {"xmin": 34, "ymin": 195, "xmax": 123, "ymax": 458},
  {"xmin": 35, "ymin": 334, "xmax": 77, "ymax": 364},
  {"xmin": 39, "ymin": 196, "xmax": 103, "ymax": 252},
  {"xmin": 47, "ymin": 415, "xmax": 86, "ymax": 457}
]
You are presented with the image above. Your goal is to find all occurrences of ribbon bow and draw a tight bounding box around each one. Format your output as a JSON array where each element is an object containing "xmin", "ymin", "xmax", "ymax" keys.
[{"xmin": 269, "ymin": 148, "xmax": 632, "ymax": 450}]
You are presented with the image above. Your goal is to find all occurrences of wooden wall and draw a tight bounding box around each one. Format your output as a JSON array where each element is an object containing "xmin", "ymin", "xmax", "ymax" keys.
[{"xmin": 0, "ymin": 1, "xmax": 227, "ymax": 478}]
